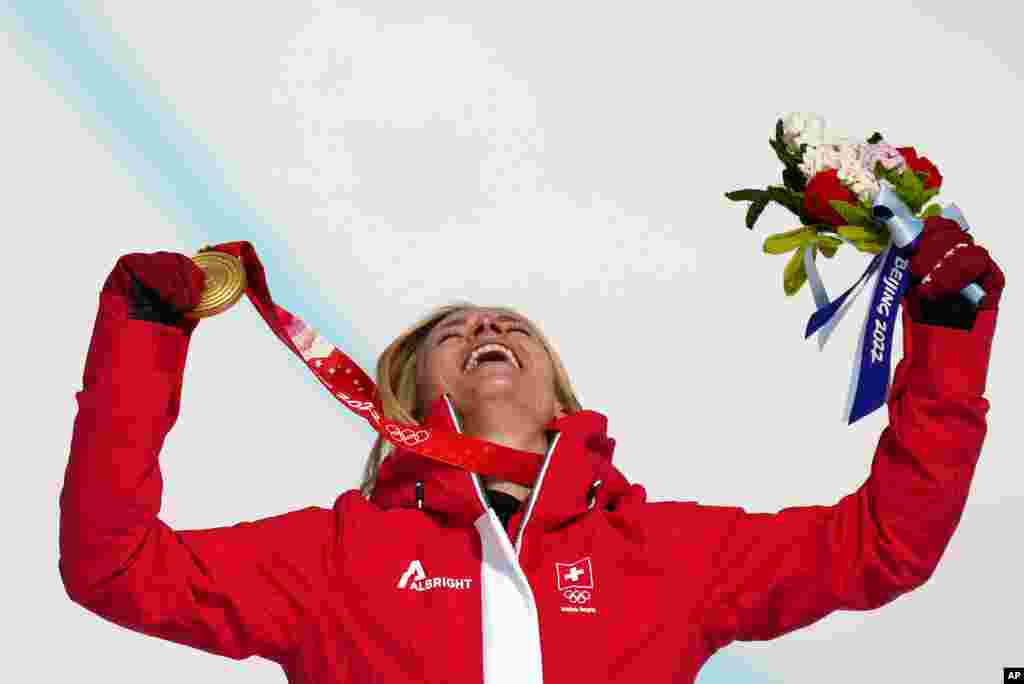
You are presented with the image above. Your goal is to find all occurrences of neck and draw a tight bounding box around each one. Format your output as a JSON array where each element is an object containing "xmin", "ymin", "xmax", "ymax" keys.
[{"xmin": 459, "ymin": 401, "xmax": 550, "ymax": 503}]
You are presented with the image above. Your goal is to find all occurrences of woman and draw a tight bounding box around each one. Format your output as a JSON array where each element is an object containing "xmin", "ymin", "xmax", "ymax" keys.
[{"xmin": 59, "ymin": 219, "xmax": 1004, "ymax": 683}]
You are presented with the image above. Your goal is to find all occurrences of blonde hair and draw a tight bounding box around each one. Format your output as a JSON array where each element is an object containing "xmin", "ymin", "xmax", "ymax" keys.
[{"xmin": 358, "ymin": 301, "xmax": 582, "ymax": 499}]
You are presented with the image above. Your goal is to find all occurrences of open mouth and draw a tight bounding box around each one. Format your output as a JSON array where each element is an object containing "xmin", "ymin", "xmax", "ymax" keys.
[{"xmin": 463, "ymin": 343, "xmax": 521, "ymax": 373}]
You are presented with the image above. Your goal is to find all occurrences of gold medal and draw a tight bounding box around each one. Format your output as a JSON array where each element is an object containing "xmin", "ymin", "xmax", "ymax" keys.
[{"xmin": 184, "ymin": 247, "xmax": 247, "ymax": 319}]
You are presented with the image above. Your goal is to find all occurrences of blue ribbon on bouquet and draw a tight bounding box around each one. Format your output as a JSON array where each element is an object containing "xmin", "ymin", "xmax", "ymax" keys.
[{"xmin": 802, "ymin": 181, "xmax": 986, "ymax": 424}]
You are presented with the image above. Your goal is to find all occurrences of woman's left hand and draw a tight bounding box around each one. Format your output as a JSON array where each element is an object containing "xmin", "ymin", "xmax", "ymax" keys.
[{"xmin": 903, "ymin": 216, "xmax": 1006, "ymax": 327}]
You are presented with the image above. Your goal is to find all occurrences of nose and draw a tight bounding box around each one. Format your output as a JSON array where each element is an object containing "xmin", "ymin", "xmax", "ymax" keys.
[{"xmin": 470, "ymin": 312, "xmax": 504, "ymax": 339}]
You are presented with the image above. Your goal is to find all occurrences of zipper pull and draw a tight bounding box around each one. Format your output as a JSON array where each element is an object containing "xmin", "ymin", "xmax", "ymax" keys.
[{"xmin": 587, "ymin": 480, "xmax": 603, "ymax": 511}]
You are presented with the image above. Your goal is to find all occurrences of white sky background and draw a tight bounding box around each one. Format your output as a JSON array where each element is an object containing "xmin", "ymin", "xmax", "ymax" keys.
[{"xmin": 5, "ymin": 1, "xmax": 1021, "ymax": 682}]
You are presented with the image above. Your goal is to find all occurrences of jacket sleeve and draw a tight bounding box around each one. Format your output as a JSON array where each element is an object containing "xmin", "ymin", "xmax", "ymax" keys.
[
  {"xmin": 696, "ymin": 306, "xmax": 998, "ymax": 647},
  {"xmin": 59, "ymin": 292, "xmax": 338, "ymax": 663}
]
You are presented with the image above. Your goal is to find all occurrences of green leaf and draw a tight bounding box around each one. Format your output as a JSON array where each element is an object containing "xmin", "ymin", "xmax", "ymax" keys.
[
  {"xmin": 896, "ymin": 169, "xmax": 925, "ymax": 211},
  {"xmin": 783, "ymin": 245, "xmax": 809, "ymax": 296},
  {"xmin": 836, "ymin": 224, "xmax": 880, "ymax": 241},
  {"xmin": 725, "ymin": 189, "xmax": 768, "ymax": 202},
  {"xmin": 878, "ymin": 165, "xmax": 903, "ymax": 186},
  {"xmin": 829, "ymin": 200, "xmax": 875, "ymax": 227},
  {"xmin": 920, "ymin": 187, "xmax": 941, "ymax": 205},
  {"xmin": 852, "ymin": 238, "xmax": 887, "ymax": 254},
  {"xmin": 921, "ymin": 203, "xmax": 943, "ymax": 219},
  {"xmin": 766, "ymin": 185, "xmax": 804, "ymax": 217},
  {"xmin": 763, "ymin": 226, "xmax": 815, "ymax": 254},
  {"xmin": 769, "ymin": 139, "xmax": 802, "ymax": 170},
  {"xmin": 746, "ymin": 196, "xmax": 770, "ymax": 229},
  {"xmin": 771, "ymin": 121, "xmax": 800, "ymax": 157},
  {"xmin": 815, "ymin": 234, "xmax": 842, "ymax": 258},
  {"xmin": 867, "ymin": 131, "xmax": 884, "ymax": 144},
  {"xmin": 782, "ymin": 165, "xmax": 806, "ymax": 193}
]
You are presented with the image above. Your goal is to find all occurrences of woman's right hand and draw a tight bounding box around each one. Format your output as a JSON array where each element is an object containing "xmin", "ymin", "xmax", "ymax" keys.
[{"xmin": 102, "ymin": 252, "xmax": 206, "ymax": 329}]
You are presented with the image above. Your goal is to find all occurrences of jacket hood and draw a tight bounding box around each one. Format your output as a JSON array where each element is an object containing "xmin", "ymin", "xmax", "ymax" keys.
[{"xmin": 370, "ymin": 394, "xmax": 633, "ymax": 530}]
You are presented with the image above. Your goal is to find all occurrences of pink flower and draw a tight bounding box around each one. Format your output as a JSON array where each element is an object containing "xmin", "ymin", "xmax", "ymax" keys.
[{"xmin": 861, "ymin": 143, "xmax": 906, "ymax": 176}]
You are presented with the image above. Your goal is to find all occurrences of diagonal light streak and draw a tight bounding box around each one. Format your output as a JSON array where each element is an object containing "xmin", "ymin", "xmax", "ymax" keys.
[{"xmin": 4, "ymin": 1, "xmax": 378, "ymax": 412}]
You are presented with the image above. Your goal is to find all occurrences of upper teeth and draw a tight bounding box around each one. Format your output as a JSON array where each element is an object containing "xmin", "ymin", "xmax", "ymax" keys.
[{"xmin": 464, "ymin": 343, "xmax": 520, "ymax": 372}]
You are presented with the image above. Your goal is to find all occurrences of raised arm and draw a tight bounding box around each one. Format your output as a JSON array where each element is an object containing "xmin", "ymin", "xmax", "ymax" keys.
[
  {"xmin": 664, "ymin": 219, "xmax": 1004, "ymax": 649},
  {"xmin": 696, "ymin": 305, "xmax": 997, "ymax": 647},
  {"xmin": 59, "ymin": 255, "xmax": 339, "ymax": 663}
]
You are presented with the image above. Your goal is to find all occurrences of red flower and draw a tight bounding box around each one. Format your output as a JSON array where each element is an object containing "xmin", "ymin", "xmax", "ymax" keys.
[
  {"xmin": 897, "ymin": 146, "xmax": 942, "ymax": 190},
  {"xmin": 803, "ymin": 169, "xmax": 858, "ymax": 226}
]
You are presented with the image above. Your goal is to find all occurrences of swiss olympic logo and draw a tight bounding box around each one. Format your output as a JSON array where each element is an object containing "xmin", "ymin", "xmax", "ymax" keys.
[{"xmin": 555, "ymin": 557, "xmax": 594, "ymax": 606}]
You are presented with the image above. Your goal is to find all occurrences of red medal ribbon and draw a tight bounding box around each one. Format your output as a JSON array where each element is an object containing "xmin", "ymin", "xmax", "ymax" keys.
[{"xmin": 203, "ymin": 241, "xmax": 543, "ymax": 487}]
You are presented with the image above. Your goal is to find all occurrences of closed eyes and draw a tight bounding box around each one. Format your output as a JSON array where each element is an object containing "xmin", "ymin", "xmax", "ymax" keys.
[{"xmin": 438, "ymin": 326, "xmax": 530, "ymax": 344}]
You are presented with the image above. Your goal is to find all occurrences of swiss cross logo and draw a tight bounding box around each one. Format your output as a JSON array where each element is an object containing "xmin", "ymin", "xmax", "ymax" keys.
[
  {"xmin": 555, "ymin": 558, "xmax": 596, "ymax": 613},
  {"xmin": 555, "ymin": 558, "xmax": 593, "ymax": 590}
]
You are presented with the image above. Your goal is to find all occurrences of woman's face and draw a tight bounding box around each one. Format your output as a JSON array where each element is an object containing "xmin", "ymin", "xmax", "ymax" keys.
[{"xmin": 416, "ymin": 308, "xmax": 565, "ymax": 424}]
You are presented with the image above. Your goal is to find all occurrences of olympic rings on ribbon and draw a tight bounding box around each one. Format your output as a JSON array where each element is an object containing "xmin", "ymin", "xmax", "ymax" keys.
[
  {"xmin": 347, "ymin": 400, "xmax": 375, "ymax": 411},
  {"xmin": 386, "ymin": 425, "xmax": 431, "ymax": 447}
]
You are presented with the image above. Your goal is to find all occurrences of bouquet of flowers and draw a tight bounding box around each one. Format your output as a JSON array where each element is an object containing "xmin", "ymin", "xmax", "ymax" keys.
[
  {"xmin": 725, "ymin": 113, "xmax": 981, "ymax": 424},
  {"xmin": 725, "ymin": 112, "xmax": 945, "ymax": 296}
]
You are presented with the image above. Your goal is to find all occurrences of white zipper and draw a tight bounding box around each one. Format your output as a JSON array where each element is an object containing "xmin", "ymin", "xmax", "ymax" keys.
[
  {"xmin": 513, "ymin": 433, "xmax": 560, "ymax": 556},
  {"xmin": 444, "ymin": 394, "xmax": 549, "ymax": 683},
  {"xmin": 442, "ymin": 393, "xmax": 560, "ymax": 553}
]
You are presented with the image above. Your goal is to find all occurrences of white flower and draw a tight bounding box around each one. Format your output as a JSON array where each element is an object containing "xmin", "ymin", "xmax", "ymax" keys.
[
  {"xmin": 799, "ymin": 143, "xmax": 842, "ymax": 178},
  {"xmin": 783, "ymin": 112, "xmax": 879, "ymax": 201},
  {"xmin": 836, "ymin": 143, "xmax": 882, "ymax": 203},
  {"xmin": 783, "ymin": 112, "xmax": 861, "ymax": 152},
  {"xmin": 798, "ymin": 140, "xmax": 881, "ymax": 204},
  {"xmin": 849, "ymin": 175, "xmax": 881, "ymax": 204},
  {"xmin": 782, "ymin": 112, "xmax": 828, "ymax": 151}
]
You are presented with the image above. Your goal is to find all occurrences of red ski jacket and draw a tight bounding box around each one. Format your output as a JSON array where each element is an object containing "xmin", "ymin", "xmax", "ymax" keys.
[{"xmin": 59, "ymin": 292, "xmax": 998, "ymax": 683}]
